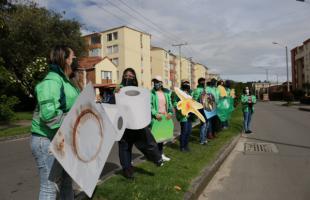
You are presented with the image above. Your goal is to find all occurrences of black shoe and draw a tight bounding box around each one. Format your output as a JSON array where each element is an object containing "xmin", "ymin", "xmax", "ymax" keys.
[
  {"xmin": 245, "ymin": 130, "xmax": 251, "ymax": 134},
  {"xmin": 155, "ymin": 159, "xmax": 164, "ymax": 167},
  {"xmin": 123, "ymin": 168, "xmax": 134, "ymax": 179}
]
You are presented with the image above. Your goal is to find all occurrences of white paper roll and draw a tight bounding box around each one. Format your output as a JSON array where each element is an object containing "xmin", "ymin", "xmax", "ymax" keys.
[
  {"xmin": 99, "ymin": 103, "xmax": 127, "ymax": 141},
  {"xmin": 115, "ymin": 86, "xmax": 151, "ymax": 130}
]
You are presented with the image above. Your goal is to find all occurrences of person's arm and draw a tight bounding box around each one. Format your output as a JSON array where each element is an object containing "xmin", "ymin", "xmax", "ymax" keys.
[
  {"xmin": 36, "ymin": 79, "xmax": 65, "ymax": 130},
  {"xmin": 151, "ymin": 92, "xmax": 158, "ymax": 118},
  {"xmin": 241, "ymin": 95, "xmax": 248, "ymax": 104},
  {"xmin": 252, "ymin": 95, "xmax": 257, "ymax": 104}
]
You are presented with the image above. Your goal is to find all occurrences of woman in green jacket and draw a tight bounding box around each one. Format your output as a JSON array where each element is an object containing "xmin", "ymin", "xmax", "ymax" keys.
[
  {"xmin": 150, "ymin": 76, "xmax": 173, "ymax": 161},
  {"xmin": 30, "ymin": 46, "xmax": 80, "ymax": 200},
  {"xmin": 241, "ymin": 87, "xmax": 256, "ymax": 134}
]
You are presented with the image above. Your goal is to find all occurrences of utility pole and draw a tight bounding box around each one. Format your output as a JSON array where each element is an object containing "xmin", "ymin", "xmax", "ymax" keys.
[{"xmin": 172, "ymin": 43, "xmax": 187, "ymax": 81}]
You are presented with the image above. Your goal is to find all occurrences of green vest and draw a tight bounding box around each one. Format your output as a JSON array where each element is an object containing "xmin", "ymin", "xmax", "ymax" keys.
[
  {"xmin": 31, "ymin": 64, "xmax": 80, "ymax": 139},
  {"xmin": 241, "ymin": 94, "xmax": 256, "ymax": 113}
]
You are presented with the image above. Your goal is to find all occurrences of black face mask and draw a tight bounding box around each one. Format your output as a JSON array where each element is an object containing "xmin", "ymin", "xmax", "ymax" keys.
[
  {"xmin": 71, "ymin": 58, "xmax": 79, "ymax": 72},
  {"xmin": 181, "ymin": 84, "xmax": 190, "ymax": 91},
  {"xmin": 123, "ymin": 78, "xmax": 135, "ymax": 86}
]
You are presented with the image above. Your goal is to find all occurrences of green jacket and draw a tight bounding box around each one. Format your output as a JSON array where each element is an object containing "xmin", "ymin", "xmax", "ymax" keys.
[
  {"xmin": 241, "ymin": 94, "xmax": 256, "ymax": 113},
  {"xmin": 151, "ymin": 88, "xmax": 173, "ymax": 125},
  {"xmin": 191, "ymin": 86, "xmax": 205, "ymax": 102},
  {"xmin": 172, "ymin": 90, "xmax": 192, "ymax": 122},
  {"xmin": 206, "ymin": 86, "xmax": 220, "ymax": 104},
  {"xmin": 31, "ymin": 64, "xmax": 80, "ymax": 139}
]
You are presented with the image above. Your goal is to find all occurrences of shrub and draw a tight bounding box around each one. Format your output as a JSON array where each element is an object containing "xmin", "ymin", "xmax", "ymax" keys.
[
  {"xmin": 283, "ymin": 92, "xmax": 294, "ymax": 102},
  {"xmin": 0, "ymin": 95, "xmax": 20, "ymax": 122}
]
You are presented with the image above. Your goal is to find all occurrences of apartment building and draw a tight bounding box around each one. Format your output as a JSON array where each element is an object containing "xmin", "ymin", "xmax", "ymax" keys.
[
  {"xmin": 291, "ymin": 38, "xmax": 310, "ymax": 90},
  {"xmin": 192, "ymin": 63, "xmax": 208, "ymax": 88},
  {"xmin": 180, "ymin": 57, "xmax": 192, "ymax": 85},
  {"xmin": 151, "ymin": 47, "xmax": 173, "ymax": 88},
  {"xmin": 83, "ymin": 26, "xmax": 152, "ymax": 88}
]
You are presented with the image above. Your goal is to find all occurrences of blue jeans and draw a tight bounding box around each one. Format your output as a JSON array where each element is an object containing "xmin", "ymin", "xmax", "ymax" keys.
[
  {"xmin": 30, "ymin": 134, "xmax": 73, "ymax": 200},
  {"xmin": 199, "ymin": 122, "xmax": 208, "ymax": 143},
  {"xmin": 243, "ymin": 111, "xmax": 253, "ymax": 132},
  {"xmin": 180, "ymin": 121, "xmax": 192, "ymax": 149}
]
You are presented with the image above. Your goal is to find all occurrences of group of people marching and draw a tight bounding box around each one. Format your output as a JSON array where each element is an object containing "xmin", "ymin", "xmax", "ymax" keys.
[{"xmin": 29, "ymin": 46, "xmax": 257, "ymax": 199}]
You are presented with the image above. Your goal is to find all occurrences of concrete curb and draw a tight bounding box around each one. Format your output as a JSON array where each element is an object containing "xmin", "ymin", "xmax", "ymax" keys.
[
  {"xmin": 0, "ymin": 133, "xmax": 30, "ymax": 142},
  {"xmin": 299, "ymin": 107, "xmax": 310, "ymax": 112},
  {"xmin": 184, "ymin": 133, "xmax": 241, "ymax": 200}
]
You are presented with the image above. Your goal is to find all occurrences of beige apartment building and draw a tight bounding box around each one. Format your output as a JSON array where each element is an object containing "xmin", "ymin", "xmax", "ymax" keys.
[
  {"xmin": 192, "ymin": 63, "xmax": 208, "ymax": 88},
  {"xmin": 83, "ymin": 26, "xmax": 152, "ymax": 89},
  {"xmin": 291, "ymin": 38, "xmax": 310, "ymax": 90},
  {"xmin": 180, "ymin": 57, "xmax": 192, "ymax": 85},
  {"xmin": 151, "ymin": 47, "xmax": 172, "ymax": 88}
]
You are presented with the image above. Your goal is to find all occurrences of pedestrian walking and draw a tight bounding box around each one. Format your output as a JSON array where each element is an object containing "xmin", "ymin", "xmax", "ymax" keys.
[
  {"xmin": 117, "ymin": 68, "xmax": 163, "ymax": 179},
  {"xmin": 241, "ymin": 86, "xmax": 257, "ymax": 133},
  {"xmin": 173, "ymin": 79, "xmax": 193, "ymax": 152},
  {"xmin": 150, "ymin": 75, "xmax": 173, "ymax": 161},
  {"xmin": 30, "ymin": 45, "xmax": 80, "ymax": 200},
  {"xmin": 192, "ymin": 77, "xmax": 208, "ymax": 145}
]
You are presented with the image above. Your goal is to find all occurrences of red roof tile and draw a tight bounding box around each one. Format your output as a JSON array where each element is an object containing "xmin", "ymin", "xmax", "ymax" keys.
[{"xmin": 78, "ymin": 57, "xmax": 103, "ymax": 69}]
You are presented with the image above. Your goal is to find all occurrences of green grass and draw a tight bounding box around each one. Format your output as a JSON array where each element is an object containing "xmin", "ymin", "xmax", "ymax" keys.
[
  {"xmin": 92, "ymin": 107, "xmax": 243, "ymax": 200},
  {"xmin": 0, "ymin": 125, "xmax": 31, "ymax": 138},
  {"xmin": 13, "ymin": 111, "xmax": 33, "ymax": 121}
]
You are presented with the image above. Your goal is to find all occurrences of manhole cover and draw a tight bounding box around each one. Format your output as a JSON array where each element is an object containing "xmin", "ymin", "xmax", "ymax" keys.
[{"xmin": 244, "ymin": 142, "xmax": 278, "ymax": 153}]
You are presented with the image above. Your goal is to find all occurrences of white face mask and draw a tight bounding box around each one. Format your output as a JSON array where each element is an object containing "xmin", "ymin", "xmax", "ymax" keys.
[{"xmin": 245, "ymin": 89, "xmax": 249, "ymax": 95}]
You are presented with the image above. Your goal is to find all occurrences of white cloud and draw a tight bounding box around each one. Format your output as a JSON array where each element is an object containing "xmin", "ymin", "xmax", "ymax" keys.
[{"xmin": 37, "ymin": 0, "xmax": 310, "ymax": 82}]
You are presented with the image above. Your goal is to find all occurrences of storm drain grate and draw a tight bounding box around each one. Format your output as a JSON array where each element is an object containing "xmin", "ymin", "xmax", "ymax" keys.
[{"xmin": 244, "ymin": 142, "xmax": 278, "ymax": 153}]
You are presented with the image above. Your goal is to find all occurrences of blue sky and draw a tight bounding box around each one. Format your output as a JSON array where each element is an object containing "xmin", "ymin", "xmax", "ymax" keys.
[{"xmin": 35, "ymin": 0, "xmax": 310, "ymax": 83}]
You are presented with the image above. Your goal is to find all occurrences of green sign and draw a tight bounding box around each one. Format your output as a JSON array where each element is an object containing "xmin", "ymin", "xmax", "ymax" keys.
[{"xmin": 151, "ymin": 116, "xmax": 174, "ymax": 143}]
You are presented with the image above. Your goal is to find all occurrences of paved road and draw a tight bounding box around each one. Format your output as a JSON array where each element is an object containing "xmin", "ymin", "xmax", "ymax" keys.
[
  {"xmin": 199, "ymin": 102, "xmax": 310, "ymax": 200},
  {"xmin": 0, "ymin": 119, "xmax": 181, "ymax": 200}
]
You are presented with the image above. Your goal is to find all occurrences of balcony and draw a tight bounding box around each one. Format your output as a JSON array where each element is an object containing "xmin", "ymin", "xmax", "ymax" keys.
[{"xmin": 88, "ymin": 43, "xmax": 102, "ymax": 50}]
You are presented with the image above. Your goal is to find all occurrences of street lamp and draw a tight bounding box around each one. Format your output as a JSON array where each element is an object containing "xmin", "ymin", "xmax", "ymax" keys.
[{"xmin": 272, "ymin": 42, "xmax": 290, "ymax": 92}]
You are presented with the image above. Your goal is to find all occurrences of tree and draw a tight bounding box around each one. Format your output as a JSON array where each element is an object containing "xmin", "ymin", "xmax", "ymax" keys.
[{"xmin": 0, "ymin": 1, "xmax": 86, "ymax": 96}]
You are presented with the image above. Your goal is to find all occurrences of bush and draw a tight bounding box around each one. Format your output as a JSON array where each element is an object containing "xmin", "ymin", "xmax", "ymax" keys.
[
  {"xmin": 292, "ymin": 89, "xmax": 305, "ymax": 100},
  {"xmin": 283, "ymin": 92, "xmax": 294, "ymax": 102},
  {"xmin": 300, "ymin": 96, "xmax": 310, "ymax": 104},
  {"xmin": 0, "ymin": 95, "xmax": 20, "ymax": 122}
]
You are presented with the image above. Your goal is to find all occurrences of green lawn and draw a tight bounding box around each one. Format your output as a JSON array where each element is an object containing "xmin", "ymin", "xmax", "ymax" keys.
[
  {"xmin": 0, "ymin": 112, "xmax": 32, "ymax": 138},
  {"xmin": 92, "ymin": 107, "xmax": 243, "ymax": 200},
  {"xmin": 0, "ymin": 125, "xmax": 31, "ymax": 138},
  {"xmin": 13, "ymin": 111, "xmax": 33, "ymax": 121}
]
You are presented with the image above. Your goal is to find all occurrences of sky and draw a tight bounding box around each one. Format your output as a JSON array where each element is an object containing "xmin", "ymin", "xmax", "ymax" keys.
[{"xmin": 35, "ymin": 0, "xmax": 310, "ymax": 83}]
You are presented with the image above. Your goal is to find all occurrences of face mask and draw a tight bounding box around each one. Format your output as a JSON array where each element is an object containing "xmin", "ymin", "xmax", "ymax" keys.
[
  {"xmin": 154, "ymin": 82, "xmax": 162, "ymax": 90},
  {"xmin": 124, "ymin": 78, "xmax": 135, "ymax": 86},
  {"xmin": 181, "ymin": 84, "xmax": 190, "ymax": 91},
  {"xmin": 71, "ymin": 58, "xmax": 79, "ymax": 72},
  {"xmin": 245, "ymin": 89, "xmax": 249, "ymax": 95}
]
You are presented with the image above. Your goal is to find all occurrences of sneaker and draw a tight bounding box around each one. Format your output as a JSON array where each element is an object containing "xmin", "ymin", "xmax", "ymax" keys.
[
  {"xmin": 245, "ymin": 130, "xmax": 251, "ymax": 134},
  {"xmin": 200, "ymin": 141, "xmax": 208, "ymax": 145},
  {"xmin": 123, "ymin": 168, "xmax": 134, "ymax": 179},
  {"xmin": 162, "ymin": 154, "xmax": 171, "ymax": 162},
  {"xmin": 155, "ymin": 159, "xmax": 164, "ymax": 167}
]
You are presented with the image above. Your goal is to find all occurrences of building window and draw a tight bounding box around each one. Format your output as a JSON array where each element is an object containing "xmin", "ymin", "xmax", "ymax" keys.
[
  {"xmin": 112, "ymin": 58, "xmax": 119, "ymax": 66},
  {"xmin": 113, "ymin": 32, "xmax": 118, "ymax": 40},
  {"xmin": 107, "ymin": 31, "xmax": 118, "ymax": 41},
  {"xmin": 89, "ymin": 48, "xmax": 101, "ymax": 57},
  {"xmin": 101, "ymin": 71, "xmax": 112, "ymax": 80},
  {"xmin": 90, "ymin": 35, "xmax": 101, "ymax": 44},
  {"xmin": 140, "ymin": 34, "xmax": 143, "ymax": 48},
  {"xmin": 107, "ymin": 45, "xmax": 119, "ymax": 54},
  {"xmin": 113, "ymin": 45, "xmax": 119, "ymax": 53}
]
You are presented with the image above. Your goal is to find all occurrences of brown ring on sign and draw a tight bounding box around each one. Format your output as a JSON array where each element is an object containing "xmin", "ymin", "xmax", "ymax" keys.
[{"xmin": 72, "ymin": 108, "xmax": 103, "ymax": 163}]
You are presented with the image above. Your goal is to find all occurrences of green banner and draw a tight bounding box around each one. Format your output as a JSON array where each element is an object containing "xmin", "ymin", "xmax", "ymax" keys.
[{"xmin": 151, "ymin": 115, "xmax": 174, "ymax": 143}]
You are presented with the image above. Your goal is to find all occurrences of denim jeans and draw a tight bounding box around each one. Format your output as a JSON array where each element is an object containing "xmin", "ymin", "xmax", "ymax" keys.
[
  {"xmin": 199, "ymin": 122, "xmax": 208, "ymax": 143},
  {"xmin": 180, "ymin": 121, "xmax": 192, "ymax": 149},
  {"xmin": 243, "ymin": 111, "xmax": 253, "ymax": 132},
  {"xmin": 30, "ymin": 134, "xmax": 73, "ymax": 200}
]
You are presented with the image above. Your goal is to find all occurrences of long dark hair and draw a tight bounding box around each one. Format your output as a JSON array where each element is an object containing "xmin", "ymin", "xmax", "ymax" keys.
[
  {"xmin": 243, "ymin": 87, "xmax": 252, "ymax": 95},
  {"xmin": 49, "ymin": 45, "xmax": 72, "ymax": 76},
  {"xmin": 121, "ymin": 68, "xmax": 138, "ymax": 86}
]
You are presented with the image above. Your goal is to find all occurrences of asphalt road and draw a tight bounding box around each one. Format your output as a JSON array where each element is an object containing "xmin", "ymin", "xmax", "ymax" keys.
[
  {"xmin": 199, "ymin": 102, "xmax": 310, "ymax": 200},
  {"xmin": 0, "ymin": 119, "xmax": 181, "ymax": 200}
]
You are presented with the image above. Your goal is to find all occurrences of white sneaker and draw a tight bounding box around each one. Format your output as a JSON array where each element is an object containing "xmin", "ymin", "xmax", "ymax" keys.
[{"xmin": 162, "ymin": 154, "xmax": 171, "ymax": 162}]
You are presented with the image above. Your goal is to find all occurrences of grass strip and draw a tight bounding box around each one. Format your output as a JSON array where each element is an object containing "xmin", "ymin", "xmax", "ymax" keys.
[
  {"xmin": 92, "ymin": 107, "xmax": 243, "ymax": 200},
  {"xmin": 0, "ymin": 125, "xmax": 31, "ymax": 138}
]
